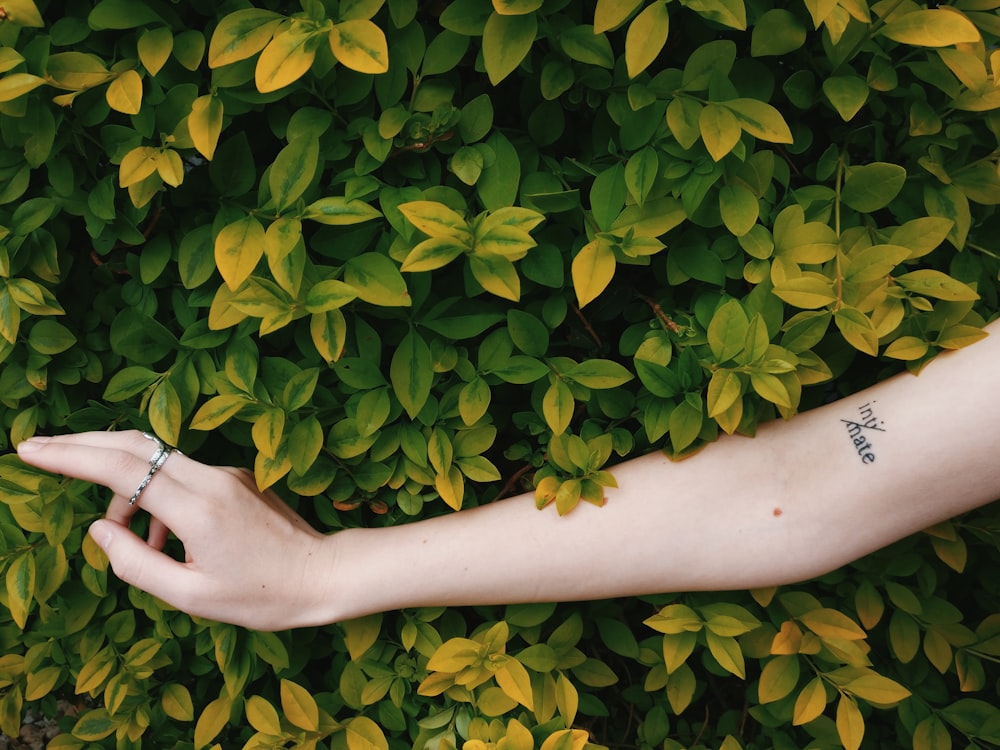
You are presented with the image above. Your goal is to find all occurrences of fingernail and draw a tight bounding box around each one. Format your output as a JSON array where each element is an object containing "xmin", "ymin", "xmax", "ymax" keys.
[
  {"xmin": 16, "ymin": 436, "xmax": 50, "ymax": 453},
  {"xmin": 89, "ymin": 521, "xmax": 113, "ymax": 551}
]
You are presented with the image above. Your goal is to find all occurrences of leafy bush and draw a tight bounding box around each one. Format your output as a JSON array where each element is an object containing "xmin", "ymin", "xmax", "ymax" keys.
[{"xmin": 0, "ymin": 0, "xmax": 999, "ymax": 748}]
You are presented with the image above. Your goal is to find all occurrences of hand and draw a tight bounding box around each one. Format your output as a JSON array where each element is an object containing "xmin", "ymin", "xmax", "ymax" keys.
[{"xmin": 16, "ymin": 431, "xmax": 339, "ymax": 631}]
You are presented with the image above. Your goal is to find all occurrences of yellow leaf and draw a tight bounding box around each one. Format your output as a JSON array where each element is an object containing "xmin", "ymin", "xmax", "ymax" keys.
[
  {"xmin": 189, "ymin": 94, "xmax": 223, "ymax": 160},
  {"xmin": 329, "ymin": 20, "xmax": 389, "ymax": 74},
  {"xmin": 215, "ymin": 216, "xmax": 265, "ymax": 290},
  {"xmin": 245, "ymin": 696, "xmax": 281, "ymax": 735},
  {"xmin": 469, "ymin": 252, "xmax": 520, "ymax": 301},
  {"xmin": 280, "ymin": 679, "xmax": 319, "ymax": 732},
  {"xmin": 106, "ymin": 69, "xmax": 143, "ymax": 114},
  {"xmin": 119, "ymin": 146, "xmax": 160, "ymax": 188},
  {"xmin": 161, "ymin": 684, "xmax": 194, "ymax": 722},
  {"xmin": 723, "ymin": 98, "xmax": 794, "ymax": 144},
  {"xmin": 426, "ymin": 638, "xmax": 480, "ymax": 672},
  {"xmin": 193, "ymin": 695, "xmax": 232, "ymax": 750},
  {"xmin": 792, "ymin": 676, "xmax": 827, "ymax": 725},
  {"xmin": 705, "ymin": 631, "xmax": 745, "ymax": 678},
  {"xmin": 255, "ymin": 25, "xmax": 319, "ymax": 94},
  {"xmin": 799, "ymin": 608, "xmax": 867, "ymax": 641},
  {"xmin": 156, "ymin": 149, "xmax": 185, "ymax": 188},
  {"xmin": 625, "ymin": 1, "xmax": 669, "ymax": 79},
  {"xmin": 342, "ymin": 613, "xmax": 382, "ymax": 661},
  {"xmin": 148, "ymin": 380, "xmax": 182, "ymax": 447},
  {"xmin": 843, "ymin": 672, "xmax": 910, "ymax": 706},
  {"xmin": 572, "ymin": 238, "xmax": 615, "ymax": 307},
  {"xmin": 310, "ymin": 309, "xmax": 347, "ymax": 362},
  {"xmin": 835, "ymin": 694, "xmax": 865, "ymax": 750},
  {"xmin": 495, "ymin": 659, "xmax": 534, "ymax": 710},
  {"xmin": 435, "ymin": 465, "xmax": 465, "ymax": 510}
]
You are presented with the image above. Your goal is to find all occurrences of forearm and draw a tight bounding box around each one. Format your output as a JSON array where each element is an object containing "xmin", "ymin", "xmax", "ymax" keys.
[{"xmin": 322, "ymin": 325, "xmax": 1000, "ymax": 623}]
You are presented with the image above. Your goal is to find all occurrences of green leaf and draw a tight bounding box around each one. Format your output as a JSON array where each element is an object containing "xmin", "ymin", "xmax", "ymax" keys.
[
  {"xmin": 560, "ymin": 25, "xmax": 615, "ymax": 69},
  {"xmin": 27, "ymin": 320, "xmax": 76, "ymax": 355},
  {"xmin": 624, "ymin": 146, "xmax": 658, "ymax": 207},
  {"xmin": 390, "ymin": 330, "xmax": 433, "ymax": 419},
  {"xmin": 751, "ymin": 9, "xmax": 806, "ymax": 56},
  {"xmin": 304, "ymin": 196, "xmax": 382, "ymax": 225},
  {"xmin": 669, "ymin": 399, "xmax": 703, "ymax": 453},
  {"xmin": 88, "ymin": 0, "xmax": 163, "ymax": 30},
  {"xmin": 568, "ymin": 359, "xmax": 633, "ymax": 389},
  {"xmin": 823, "ymin": 75, "xmax": 869, "ymax": 121},
  {"xmin": 841, "ymin": 163, "xmax": 906, "ymax": 212},
  {"xmin": 103, "ymin": 366, "xmax": 159, "ymax": 402},
  {"xmin": 482, "ymin": 11, "xmax": 537, "ymax": 85},
  {"xmin": 707, "ymin": 299, "xmax": 749, "ymax": 362}
]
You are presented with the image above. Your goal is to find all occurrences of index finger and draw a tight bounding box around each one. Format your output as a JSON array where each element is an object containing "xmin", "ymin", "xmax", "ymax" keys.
[{"xmin": 16, "ymin": 430, "xmax": 211, "ymax": 529}]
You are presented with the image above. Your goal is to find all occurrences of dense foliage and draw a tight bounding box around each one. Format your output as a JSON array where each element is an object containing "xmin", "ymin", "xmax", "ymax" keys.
[{"xmin": 0, "ymin": 0, "xmax": 999, "ymax": 747}]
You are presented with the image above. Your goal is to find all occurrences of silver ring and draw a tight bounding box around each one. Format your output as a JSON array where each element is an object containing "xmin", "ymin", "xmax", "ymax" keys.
[{"xmin": 129, "ymin": 433, "xmax": 174, "ymax": 506}]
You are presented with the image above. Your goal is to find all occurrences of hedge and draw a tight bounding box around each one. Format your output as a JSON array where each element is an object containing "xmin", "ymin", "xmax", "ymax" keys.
[{"xmin": 0, "ymin": 0, "xmax": 999, "ymax": 748}]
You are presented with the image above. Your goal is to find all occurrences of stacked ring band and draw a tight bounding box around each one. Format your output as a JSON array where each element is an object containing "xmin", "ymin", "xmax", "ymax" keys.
[{"xmin": 129, "ymin": 432, "xmax": 175, "ymax": 506}]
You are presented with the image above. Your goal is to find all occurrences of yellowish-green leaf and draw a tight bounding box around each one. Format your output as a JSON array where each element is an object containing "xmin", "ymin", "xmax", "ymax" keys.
[
  {"xmin": 304, "ymin": 196, "xmax": 382, "ymax": 225},
  {"xmin": 469, "ymin": 252, "xmax": 520, "ymax": 301},
  {"xmin": 208, "ymin": 9, "xmax": 284, "ymax": 68},
  {"xmin": 723, "ymin": 98, "xmax": 794, "ymax": 143},
  {"xmin": 881, "ymin": 8, "xmax": 980, "ymax": 47},
  {"xmin": 799, "ymin": 608, "xmax": 867, "ymax": 641},
  {"xmin": 705, "ymin": 631, "xmax": 745, "ymax": 678},
  {"xmin": 543, "ymin": 379, "xmax": 574, "ymax": 435},
  {"xmin": 792, "ymin": 676, "xmax": 827, "ymax": 725},
  {"xmin": 895, "ymin": 269, "xmax": 979, "ymax": 301},
  {"xmin": 835, "ymin": 694, "xmax": 864, "ymax": 750},
  {"xmin": 842, "ymin": 672, "xmax": 910, "ymax": 705},
  {"xmin": 493, "ymin": 0, "xmax": 543, "ymax": 14},
  {"xmin": 162, "ymin": 683, "xmax": 194, "ymax": 722},
  {"xmin": 281, "ymin": 679, "xmax": 319, "ymax": 732},
  {"xmin": 773, "ymin": 276, "xmax": 837, "ymax": 309},
  {"xmin": 190, "ymin": 94, "xmax": 224, "ymax": 160},
  {"xmin": 345, "ymin": 716, "xmax": 389, "ymax": 750},
  {"xmin": 5, "ymin": 553, "xmax": 35, "ymax": 629},
  {"xmin": 215, "ymin": 216, "xmax": 265, "ymax": 291},
  {"xmin": 269, "ymin": 136, "xmax": 319, "ymax": 211},
  {"xmin": 841, "ymin": 162, "xmax": 906, "ymax": 212},
  {"xmin": 913, "ymin": 715, "xmax": 952, "ymax": 750},
  {"xmin": 684, "ymin": 0, "xmax": 746, "ymax": 29},
  {"xmin": 398, "ymin": 201, "xmax": 470, "ymax": 241},
  {"xmin": 0, "ymin": 73, "xmax": 46, "ymax": 103},
  {"xmin": 1, "ymin": 0, "xmax": 44, "ymax": 27},
  {"xmin": 256, "ymin": 26, "xmax": 319, "ymax": 94},
  {"xmin": 700, "ymin": 103, "xmax": 742, "ymax": 161},
  {"xmin": 190, "ymin": 394, "xmax": 249, "ymax": 431},
  {"xmin": 758, "ymin": 655, "xmax": 800, "ymax": 703},
  {"xmin": 482, "ymin": 11, "xmax": 537, "ymax": 85},
  {"xmin": 884, "ymin": 335, "xmax": 928, "ymax": 361},
  {"xmin": 119, "ymin": 146, "xmax": 160, "ymax": 188},
  {"xmin": 572, "ymin": 238, "xmax": 615, "ymax": 307},
  {"xmin": 329, "ymin": 19, "xmax": 389, "ymax": 74},
  {"xmin": 594, "ymin": 0, "xmax": 643, "ymax": 33},
  {"xmin": 625, "ymin": 2, "xmax": 669, "ymax": 78},
  {"xmin": 823, "ymin": 75, "xmax": 869, "ymax": 121},
  {"xmin": 193, "ymin": 695, "xmax": 231, "ymax": 750},
  {"xmin": 138, "ymin": 27, "xmax": 173, "ymax": 75},
  {"xmin": 720, "ymin": 184, "xmax": 759, "ymax": 236}
]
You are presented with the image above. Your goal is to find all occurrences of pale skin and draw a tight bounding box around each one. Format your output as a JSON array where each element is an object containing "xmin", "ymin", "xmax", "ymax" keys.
[{"xmin": 14, "ymin": 320, "xmax": 1000, "ymax": 631}]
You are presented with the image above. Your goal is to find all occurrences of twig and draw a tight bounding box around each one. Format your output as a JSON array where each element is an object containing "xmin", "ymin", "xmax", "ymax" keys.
[
  {"xmin": 638, "ymin": 294, "xmax": 682, "ymax": 334},
  {"xmin": 571, "ymin": 303, "xmax": 603, "ymax": 348},
  {"xmin": 497, "ymin": 463, "xmax": 533, "ymax": 499}
]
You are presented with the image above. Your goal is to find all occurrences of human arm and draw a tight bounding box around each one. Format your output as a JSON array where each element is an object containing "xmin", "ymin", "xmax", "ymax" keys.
[{"xmin": 15, "ymin": 321, "xmax": 1000, "ymax": 630}]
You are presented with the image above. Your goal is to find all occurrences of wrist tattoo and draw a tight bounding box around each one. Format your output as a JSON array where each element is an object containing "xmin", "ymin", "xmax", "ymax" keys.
[{"xmin": 840, "ymin": 401, "xmax": 885, "ymax": 465}]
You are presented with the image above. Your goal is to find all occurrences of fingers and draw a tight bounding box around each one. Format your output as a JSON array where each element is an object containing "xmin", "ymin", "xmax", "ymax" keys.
[
  {"xmin": 89, "ymin": 519, "xmax": 200, "ymax": 613},
  {"xmin": 16, "ymin": 431, "xmax": 210, "ymax": 531}
]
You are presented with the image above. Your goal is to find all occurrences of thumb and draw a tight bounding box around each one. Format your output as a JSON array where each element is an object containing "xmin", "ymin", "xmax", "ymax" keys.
[{"xmin": 89, "ymin": 519, "xmax": 194, "ymax": 607}]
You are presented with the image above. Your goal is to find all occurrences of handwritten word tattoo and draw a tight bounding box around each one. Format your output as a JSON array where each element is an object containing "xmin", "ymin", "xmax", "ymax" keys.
[{"xmin": 840, "ymin": 401, "xmax": 885, "ymax": 465}]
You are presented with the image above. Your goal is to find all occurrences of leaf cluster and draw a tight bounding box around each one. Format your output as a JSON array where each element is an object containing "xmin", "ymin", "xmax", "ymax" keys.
[{"xmin": 0, "ymin": 0, "xmax": 999, "ymax": 747}]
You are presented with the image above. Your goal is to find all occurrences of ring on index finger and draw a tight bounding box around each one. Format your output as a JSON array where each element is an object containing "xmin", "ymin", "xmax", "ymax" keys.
[{"xmin": 129, "ymin": 432, "xmax": 176, "ymax": 506}]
